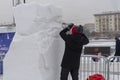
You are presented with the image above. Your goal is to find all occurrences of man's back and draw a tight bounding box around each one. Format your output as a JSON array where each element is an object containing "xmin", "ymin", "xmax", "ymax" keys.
[{"xmin": 60, "ymin": 26, "xmax": 89, "ymax": 69}]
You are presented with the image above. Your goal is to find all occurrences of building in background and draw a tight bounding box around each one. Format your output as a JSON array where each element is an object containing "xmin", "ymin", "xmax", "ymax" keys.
[
  {"xmin": 84, "ymin": 23, "xmax": 95, "ymax": 33},
  {"xmin": 94, "ymin": 12, "xmax": 120, "ymax": 33}
]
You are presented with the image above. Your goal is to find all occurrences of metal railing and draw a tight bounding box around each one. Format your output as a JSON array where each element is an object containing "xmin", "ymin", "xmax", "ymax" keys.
[
  {"xmin": 79, "ymin": 55, "xmax": 108, "ymax": 80},
  {"xmin": 108, "ymin": 56, "xmax": 120, "ymax": 80},
  {"xmin": 68, "ymin": 55, "xmax": 120, "ymax": 80}
]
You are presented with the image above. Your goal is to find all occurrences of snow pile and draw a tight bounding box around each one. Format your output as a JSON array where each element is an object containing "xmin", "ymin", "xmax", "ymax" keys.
[
  {"xmin": 3, "ymin": 3, "xmax": 64, "ymax": 80},
  {"xmin": 14, "ymin": 3, "xmax": 62, "ymax": 36}
]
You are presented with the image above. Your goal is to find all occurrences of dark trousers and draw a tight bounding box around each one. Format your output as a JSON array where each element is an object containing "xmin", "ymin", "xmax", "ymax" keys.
[{"xmin": 60, "ymin": 68, "xmax": 79, "ymax": 80}]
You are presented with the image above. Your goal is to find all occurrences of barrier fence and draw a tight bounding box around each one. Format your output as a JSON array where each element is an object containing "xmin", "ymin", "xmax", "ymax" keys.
[
  {"xmin": 0, "ymin": 32, "xmax": 15, "ymax": 80},
  {"xmin": 0, "ymin": 55, "xmax": 120, "ymax": 80},
  {"xmin": 68, "ymin": 55, "xmax": 120, "ymax": 80},
  {"xmin": 108, "ymin": 56, "xmax": 120, "ymax": 80},
  {"xmin": 79, "ymin": 55, "xmax": 108, "ymax": 80}
]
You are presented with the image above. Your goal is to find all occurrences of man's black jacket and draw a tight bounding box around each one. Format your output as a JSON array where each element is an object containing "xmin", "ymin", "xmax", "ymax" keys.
[{"xmin": 60, "ymin": 27, "xmax": 89, "ymax": 69}]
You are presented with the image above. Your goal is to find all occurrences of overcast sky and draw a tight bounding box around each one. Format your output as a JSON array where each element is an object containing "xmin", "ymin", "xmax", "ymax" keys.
[{"xmin": 0, "ymin": 0, "xmax": 120, "ymax": 25}]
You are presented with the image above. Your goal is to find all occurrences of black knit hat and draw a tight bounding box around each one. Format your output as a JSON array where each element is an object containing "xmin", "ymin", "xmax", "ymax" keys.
[{"xmin": 76, "ymin": 25, "xmax": 83, "ymax": 33}]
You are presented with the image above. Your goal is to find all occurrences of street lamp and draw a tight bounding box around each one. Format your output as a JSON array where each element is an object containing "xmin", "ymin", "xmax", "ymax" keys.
[
  {"xmin": 12, "ymin": 0, "xmax": 15, "ymax": 7},
  {"xmin": 24, "ymin": 0, "xmax": 26, "ymax": 3},
  {"xmin": 12, "ymin": 0, "xmax": 26, "ymax": 7}
]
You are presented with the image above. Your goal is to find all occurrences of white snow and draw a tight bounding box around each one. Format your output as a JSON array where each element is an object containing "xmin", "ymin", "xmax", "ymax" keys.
[
  {"xmin": 0, "ymin": 27, "xmax": 15, "ymax": 33},
  {"xmin": 3, "ymin": 3, "xmax": 64, "ymax": 80},
  {"xmin": 85, "ymin": 40, "xmax": 115, "ymax": 47}
]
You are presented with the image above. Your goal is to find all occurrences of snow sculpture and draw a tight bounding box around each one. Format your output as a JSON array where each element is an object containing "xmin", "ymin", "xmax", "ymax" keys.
[{"xmin": 3, "ymin": 3, "xmax": 64, "ymax": 80}]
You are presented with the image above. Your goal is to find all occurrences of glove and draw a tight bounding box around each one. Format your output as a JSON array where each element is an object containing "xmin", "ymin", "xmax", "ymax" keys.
[{"xmin": 67, "ymin": 23, "xmax": 74, "ymax": 29}]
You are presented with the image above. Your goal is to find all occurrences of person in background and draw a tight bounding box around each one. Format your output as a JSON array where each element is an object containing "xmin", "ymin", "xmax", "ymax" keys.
[
  {"xmin": 92, "ymin": 48, "xmax": 102, "ymax": 62},
  {"xmin": 59, "ymin": 23, "xmax": 89, "ymax": 80},
  {"xmin": 111, "ymin": 37, "xmax": 120, "ymax": 62}
]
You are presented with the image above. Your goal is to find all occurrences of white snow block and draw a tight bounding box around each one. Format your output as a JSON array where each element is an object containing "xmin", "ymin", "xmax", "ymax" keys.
[
  {"xmin": 14, "ymin": 3, "xmax": 62, "ymax": 36},
  {"xmin": 3, "ymin": 3, "xmax": 64, "ymax": 80}
]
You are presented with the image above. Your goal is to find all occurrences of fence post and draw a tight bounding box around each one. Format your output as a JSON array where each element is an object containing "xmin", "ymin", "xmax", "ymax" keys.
[{"xmin": 106, "ymin": 59, "xmax": 110, "ymax": 80}]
